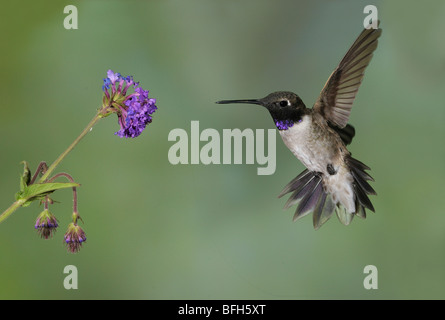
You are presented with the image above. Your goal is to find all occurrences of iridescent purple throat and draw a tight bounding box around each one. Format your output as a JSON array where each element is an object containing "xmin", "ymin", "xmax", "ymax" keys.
[{"xmin": 274, "ymin": 119, "xmax": 299, "ymax": 130}]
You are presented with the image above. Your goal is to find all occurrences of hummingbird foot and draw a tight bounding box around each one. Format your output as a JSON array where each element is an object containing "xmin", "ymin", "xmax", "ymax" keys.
[{"xmin": 327, "ymin": 164, "xmax": 337, "ymax": 175}]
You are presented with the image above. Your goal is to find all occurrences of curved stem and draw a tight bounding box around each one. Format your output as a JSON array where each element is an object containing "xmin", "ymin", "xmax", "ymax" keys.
[
  {"xmin": 30, "ymin": 162, "xmax": 48, "ymax": 185},
  {"xmin": 44, "ymin": 196, "xmax": 49, "ymax": 210},
  {"xmin": 48, "ymin": 172, "xmax": 78, "ymax": 213}
]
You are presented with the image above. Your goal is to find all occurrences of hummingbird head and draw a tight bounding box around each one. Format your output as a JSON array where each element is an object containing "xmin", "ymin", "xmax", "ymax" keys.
[{"xmin": 216, "ymin": 91, "xmax": 307, "ymax": 130}]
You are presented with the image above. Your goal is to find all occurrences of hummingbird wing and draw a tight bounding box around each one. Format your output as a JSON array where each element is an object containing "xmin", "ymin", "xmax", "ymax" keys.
[{"xmin": 313, "ymin": 26, "xmax": 382, "ymax": 128}]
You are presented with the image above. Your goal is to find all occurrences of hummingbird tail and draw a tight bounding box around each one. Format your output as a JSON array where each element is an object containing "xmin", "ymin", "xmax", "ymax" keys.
[
  {"xmin": 278, "ymin": 169, "xmax": 336, "ymax": 229},
  {"xmin": 279, "ymin": 157, "xmax": 376, "ymax": 229},
  {"xmin": 346, "ymin": 156, "xmax": 377, "ymax": 216}
]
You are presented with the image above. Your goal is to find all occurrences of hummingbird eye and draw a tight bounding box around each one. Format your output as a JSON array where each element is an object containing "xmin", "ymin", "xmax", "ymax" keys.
[{"xmin": 279, "ymin": 100, "xmax": 289, "ymax": 107}]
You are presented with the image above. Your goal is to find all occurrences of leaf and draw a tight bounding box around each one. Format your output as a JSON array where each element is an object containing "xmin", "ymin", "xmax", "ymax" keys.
[
  {"xmin": 19, "ymin": 161, "xmax": 31, "ymax": 192},
  {"xmin": 21, "ymin": 200, "xmax": 33, "ymax": 208},
  {"xmin": 15, "ymin": 182, "xmax": 80, "ymax": 203}
]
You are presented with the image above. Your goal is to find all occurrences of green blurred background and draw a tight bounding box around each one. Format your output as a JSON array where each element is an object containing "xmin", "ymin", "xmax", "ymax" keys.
[{"xmin": 0, "ymin": 0, "xmax": 444, "ymax": 299}]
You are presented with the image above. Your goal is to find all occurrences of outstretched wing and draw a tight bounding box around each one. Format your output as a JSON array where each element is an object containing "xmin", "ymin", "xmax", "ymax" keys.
[{"xmin": 313, "ymin": 25, "xmax": 382, "ymax": 128}]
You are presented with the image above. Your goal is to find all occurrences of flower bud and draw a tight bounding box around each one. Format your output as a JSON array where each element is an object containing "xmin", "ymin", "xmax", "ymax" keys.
[
  {"xmin": 64, "ymin": 222, "xmax": 87, "ymax": 253},
  {"xmin": 35, "ymin": 209, "xmax": 58, "ymax": 239}
]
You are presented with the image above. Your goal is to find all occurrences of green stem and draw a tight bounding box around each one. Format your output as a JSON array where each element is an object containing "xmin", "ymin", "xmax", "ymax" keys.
[
  {"xmin": 0, "ymin": 199, "xmax": 27, "ymax": 224},
  {"xmin": 38, "ymin": 113, "xmax": 102, "ymax": 183},
  {"xmin": 0, "ymin": 112, "xmax": 103, "ymax": 224}
]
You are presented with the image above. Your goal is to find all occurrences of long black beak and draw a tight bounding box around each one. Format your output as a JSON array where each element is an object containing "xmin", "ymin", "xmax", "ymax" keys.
[{"xmin": 216, "ymin": 99, "xmax": 263, "ymax": 106}]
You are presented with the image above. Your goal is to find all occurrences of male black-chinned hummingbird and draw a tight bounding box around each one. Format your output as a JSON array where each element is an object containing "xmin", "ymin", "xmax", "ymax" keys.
[{"xmin": 217, "ymin": 25, "xmax": 381, "ymax": 229}]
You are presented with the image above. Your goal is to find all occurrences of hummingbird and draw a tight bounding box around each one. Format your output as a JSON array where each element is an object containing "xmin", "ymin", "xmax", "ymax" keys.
[{"xmin": 217, "ymin": 26, "xmax": 381, "ymax": 229}]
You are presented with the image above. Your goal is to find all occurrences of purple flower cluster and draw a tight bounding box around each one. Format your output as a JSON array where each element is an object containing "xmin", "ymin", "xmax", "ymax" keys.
[
  {"xmin": 116, "ymin": 87, "xmax": 157, "ymax": 138},
  {"xmin": 35, "ymin": 209, "xmax": 58, "ymax": 239},
  {"xmin": 102, "ymin": 70, "xmax": 157, "ymax": 138},
  {"xmin": 64, "ymin": 222, "xmax": 87, "ymax": 254}
]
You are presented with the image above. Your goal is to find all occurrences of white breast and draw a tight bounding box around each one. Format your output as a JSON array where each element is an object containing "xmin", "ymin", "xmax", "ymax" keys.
[{"xmin": 278, "ymin": 115, "xmax": 325, "ymax": 173}]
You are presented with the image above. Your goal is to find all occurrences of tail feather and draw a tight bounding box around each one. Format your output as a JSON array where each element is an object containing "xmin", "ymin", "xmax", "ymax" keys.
[
  {"xmin": 279, "ymin": 156, "xmax": 375, "ymax": 229},
  {"xmin": 347, "ymin": 156, "xmax": 376, "ymax": 212},
  {"xmin": 312, "ymin": 193, "xmax": 336, "ymax": 229},
  {"xmin": 347, "ymin": 156, "xmax": 370, "ymax": 171},
  {"xmin": 355, "ymin": 197, "xmax": 367, "ymax": 219},
  {"xmin": 336, "ymin": 205, "xmax": 354, "ymax": 226},
  {"xmin": 350, "ymin": 162, "xmax": 374, "ymax": 182},
  {"xmin": 352, "ymin": 181, "xmax": 375, "ymax": 212},
  {"xmin": 281, "ymin": 170, "xmax": 319, "ymax": 209},
  {"xmin": 351, "ymin": 169, "xmax": 375, "ymax": 193},
  {"xmin": 278, "ymin": 169, "xmax": 313, "ymax": 198},
  {"xmin": 294, "ymin": 178, "xmax": 323, "ymax": 221}
]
